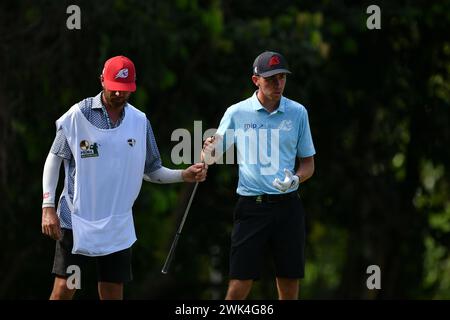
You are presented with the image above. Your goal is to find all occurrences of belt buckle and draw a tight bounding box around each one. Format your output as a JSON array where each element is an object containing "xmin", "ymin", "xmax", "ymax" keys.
[{"xmin": 256, "ymin": 195, "xmax": 263, "ymax": 204}]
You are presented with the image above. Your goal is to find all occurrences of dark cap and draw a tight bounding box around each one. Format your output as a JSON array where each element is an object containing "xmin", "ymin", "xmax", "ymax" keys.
[{"xmin": 253, "ymin": 51, "xmax": 291, "ymax": 77}]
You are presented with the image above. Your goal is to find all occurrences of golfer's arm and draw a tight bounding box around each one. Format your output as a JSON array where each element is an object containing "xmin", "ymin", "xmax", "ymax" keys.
[
  {"xmin": 295, "ymin": 156, "xmax": 315, "ymax": 183},
  {"xmin": 144, "ymin": 166, "xmax": 183, "ymax": 184},
  {"xmin": 42, "ymin": 153, "xmax": 62, "ymax": 208}
]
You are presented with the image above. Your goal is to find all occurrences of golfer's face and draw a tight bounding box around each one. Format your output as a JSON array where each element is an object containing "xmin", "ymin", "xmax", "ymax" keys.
[
  {"xmin": 258, "ymin": 73, "xmax": 286, "ymax": 101},
  {"xmin": 103, "ymin": 88, "xmax": 131, "ymax": 109}
]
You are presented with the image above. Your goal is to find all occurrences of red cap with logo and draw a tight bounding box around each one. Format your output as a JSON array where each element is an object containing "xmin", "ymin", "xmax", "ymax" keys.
[{"xmin": 102, "ymin": 55, "xmax": 136, "ymax": 92}]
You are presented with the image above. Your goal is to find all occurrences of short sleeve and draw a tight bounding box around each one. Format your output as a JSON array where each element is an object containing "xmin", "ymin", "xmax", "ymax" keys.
[
  {"xmin": 296, "ymin": 108, "xmax": 316, "ymax": 158},
  {"xmin": 144, "ymin": 119, "xmax": 162, "ymax": 174},
  {"xmin": 50, "ymin": 128, "xmax": 73, "ymax": 160},
  {"xmin": 216, "ymin": 107, "xmax": 236, "ymax": 151}
]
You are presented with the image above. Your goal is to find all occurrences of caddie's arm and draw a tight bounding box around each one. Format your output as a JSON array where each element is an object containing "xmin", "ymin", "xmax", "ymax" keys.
[
  {"xmin": 42, "ymin": 153, "xmax": 63, "ymax": 240},
  {"xmin": 295, "ymin": 156, "xmax": 315, "ymax": 183}
]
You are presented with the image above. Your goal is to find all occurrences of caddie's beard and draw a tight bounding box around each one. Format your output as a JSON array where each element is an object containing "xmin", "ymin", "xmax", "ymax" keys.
[
  {"xmin": 109, "ymin": 97, "xmax": 128, "ymax": 109},
  {"xmin": 104, "ymin": 91, "xmax": 128, "ymax": 110}
]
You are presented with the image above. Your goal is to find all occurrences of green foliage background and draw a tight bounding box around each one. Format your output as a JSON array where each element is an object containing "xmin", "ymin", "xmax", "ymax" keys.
[{"xmin": 0, "ymin": 0, "xmax": 449, "ymax": 299}]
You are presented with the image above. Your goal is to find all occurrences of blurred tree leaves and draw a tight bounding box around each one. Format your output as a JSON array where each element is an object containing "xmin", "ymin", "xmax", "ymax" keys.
[{"xmin": 0, "ymin": 0, "xmax": 449, "ymax": 299}]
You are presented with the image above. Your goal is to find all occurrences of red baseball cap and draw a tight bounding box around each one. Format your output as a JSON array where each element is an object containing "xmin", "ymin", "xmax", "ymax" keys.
[{"xmin": 102, "ymin": 55, "xmax": 136, "ymax": 92}]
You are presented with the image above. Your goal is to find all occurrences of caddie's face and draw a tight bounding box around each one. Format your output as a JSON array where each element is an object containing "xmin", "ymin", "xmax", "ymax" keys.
[
  {"xmin": 103, "ymin": 88, "xmax": 131, "ymax": 110},
  {"xmin": 253, "ymin": 73, "xmax": 286, "ymax": 102},
  {"xmin": 100, "ymin": 75, "xmax": 132, "ymax": 110}
]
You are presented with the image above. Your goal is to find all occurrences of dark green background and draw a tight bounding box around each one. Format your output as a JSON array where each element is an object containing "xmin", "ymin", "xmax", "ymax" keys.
[{"xmin": 0, "ymin": 0, "xmax": 449, "ymax": 299}]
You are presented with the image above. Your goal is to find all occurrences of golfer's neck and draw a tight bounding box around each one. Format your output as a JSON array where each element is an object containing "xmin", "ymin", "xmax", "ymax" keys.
[{"xmin": 257, "ymin": 93, "xmax": 280, "ymax": 113}]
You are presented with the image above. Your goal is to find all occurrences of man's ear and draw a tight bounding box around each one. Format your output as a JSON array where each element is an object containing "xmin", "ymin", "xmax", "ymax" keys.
[
  {"xmin": 99, "ymin": 75, "xmax": 105, "ymax": 89},
  {"xmin": 251, "ymin": 75, "xmax": 260, "ymax": 87}
]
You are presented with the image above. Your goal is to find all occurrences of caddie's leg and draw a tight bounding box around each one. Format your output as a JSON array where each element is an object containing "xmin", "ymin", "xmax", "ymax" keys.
[
  {"xmin": 49, "ymin": 276, "xmax": 76, "ymax": 300},
  {"xmin": 96, "ymin": 247, "xmax": 132, "ymax": 300},
  {"xmin": 50, "ymin": 229, "xmax": 84, "ymax": 300}
]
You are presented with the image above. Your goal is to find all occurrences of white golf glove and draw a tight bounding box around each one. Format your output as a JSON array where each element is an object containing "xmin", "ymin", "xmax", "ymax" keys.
[{"xmin": 272, "ymin": 169, "xmax": 300, "ymax": 193}]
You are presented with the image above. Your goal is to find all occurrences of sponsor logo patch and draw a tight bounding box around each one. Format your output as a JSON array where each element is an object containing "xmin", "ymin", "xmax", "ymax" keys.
[{"xmin": 80, "ymin": 140, "xmax": 99, "ymax": 158}]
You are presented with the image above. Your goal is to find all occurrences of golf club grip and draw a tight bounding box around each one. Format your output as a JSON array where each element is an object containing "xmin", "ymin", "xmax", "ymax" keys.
[{"xmin": 161, "ymin": 233, "xmax": 180, "ymax": 274}]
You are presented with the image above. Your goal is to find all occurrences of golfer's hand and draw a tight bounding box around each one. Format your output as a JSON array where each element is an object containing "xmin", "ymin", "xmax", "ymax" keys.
[
  {"xmin": 182, "ymin": 163, "xmax": 208, "ymax": 182},
  {"xmin": 273, "ymin": 169, "xmax": 300, "ymax": 192},
  {"xmin": 42, "ymin": 207, "xmax": 62, "ymax": 240},
  {"xmin": 202, "ymin": 136, "xmax": 216, "ymax": 165}
]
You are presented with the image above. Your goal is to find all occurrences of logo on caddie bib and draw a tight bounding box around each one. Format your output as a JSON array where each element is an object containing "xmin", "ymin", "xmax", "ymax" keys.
[
  {"xmin": 80, "ymin": 140, "xmax": 99, "ymax": 158},
  {"xmin": 127, "ymin": 138, "xmax": 136, "ymax": 147}
]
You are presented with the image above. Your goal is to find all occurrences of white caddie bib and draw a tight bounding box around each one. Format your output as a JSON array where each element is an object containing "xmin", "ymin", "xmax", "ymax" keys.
[{"xmin": 56, "ymin": 101, "xmax": 147, "ymax": 256}]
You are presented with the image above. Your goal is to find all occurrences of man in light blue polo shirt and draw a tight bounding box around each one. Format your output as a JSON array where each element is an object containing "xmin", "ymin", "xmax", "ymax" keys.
[{"xmin": 203, "ymin": 51, "xmax": 315, "ymax": 300}]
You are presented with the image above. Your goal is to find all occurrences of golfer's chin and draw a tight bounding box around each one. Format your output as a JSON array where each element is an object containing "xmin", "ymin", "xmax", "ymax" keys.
[{"xmin": 271, "ymin": 92, "xmax": 282, "ymax": 100}]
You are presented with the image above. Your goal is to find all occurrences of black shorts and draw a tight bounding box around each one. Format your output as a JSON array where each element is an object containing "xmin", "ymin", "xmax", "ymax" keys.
[
  {"xmin": 230, "ymin": 192, "xmax": 306, "ymax": 280},
  {"xmin": 52, "ymin": 228, "xmax": 133, "ymax": 283}
]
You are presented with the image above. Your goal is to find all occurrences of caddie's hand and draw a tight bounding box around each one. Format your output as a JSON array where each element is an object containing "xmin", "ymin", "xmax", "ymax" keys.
[
  {"xmin": 201, "ymin": 136, "xmax": 216, "ymax": 165},
  {"xmin": 42, "ymin": 207, "xmax": 62, "ymax": 240},
  {"xmin": 272, "ymin": 168, "xmax": 300, "ymax": 192},
  {"xmin": 182, "ymin": 162, "xmax": 208, "ymax": 182}
]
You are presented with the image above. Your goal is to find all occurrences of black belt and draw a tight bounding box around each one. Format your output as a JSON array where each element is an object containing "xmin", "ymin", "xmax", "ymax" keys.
[{"xmin": 240, "ymin": 191, "xmax": 298, "ymax": 203}]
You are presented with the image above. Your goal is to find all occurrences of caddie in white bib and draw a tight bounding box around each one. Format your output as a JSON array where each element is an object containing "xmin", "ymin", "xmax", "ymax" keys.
[{"xmin": 56, "ymin": 102, "xmax": 147, "ymax": 256}]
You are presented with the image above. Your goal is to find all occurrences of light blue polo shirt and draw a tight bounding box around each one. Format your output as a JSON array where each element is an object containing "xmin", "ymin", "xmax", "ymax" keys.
[{"xmin": 216, "ymin": 91, "xmax": 315, "ymax": 196}]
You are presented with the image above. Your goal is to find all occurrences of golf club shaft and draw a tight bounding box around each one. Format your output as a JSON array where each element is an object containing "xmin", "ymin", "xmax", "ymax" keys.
[
  {"xmin": 161, "ymin": 233, "xmax": 180, "ymax": 274},
  {"xmin": 161, "ymin": 181, "xmax": 200, "ymax": 274},
  {"xmin": 177, "ymin": 181, "xmax": 199, "ymax": 233}
]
